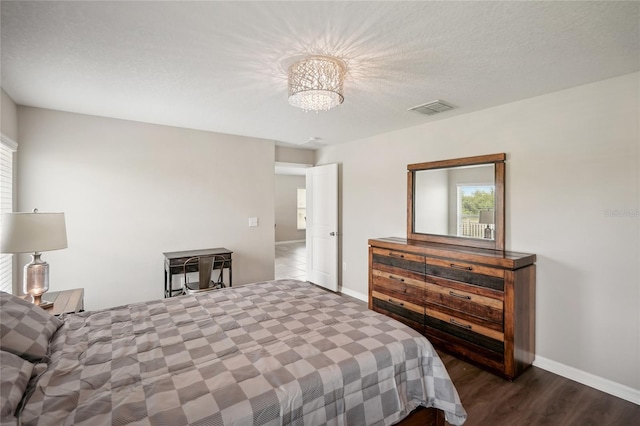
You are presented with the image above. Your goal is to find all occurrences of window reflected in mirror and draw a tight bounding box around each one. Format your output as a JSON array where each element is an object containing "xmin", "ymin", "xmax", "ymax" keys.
[{"xmin": 413, "ymin": 164, "xmax": 495, "ymax": 240}]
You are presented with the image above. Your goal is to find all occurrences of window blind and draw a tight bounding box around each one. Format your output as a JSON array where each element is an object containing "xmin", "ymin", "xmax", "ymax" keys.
[{"xmin": 0, "ymin": 135, "xmax": 17, "ymax": 294}]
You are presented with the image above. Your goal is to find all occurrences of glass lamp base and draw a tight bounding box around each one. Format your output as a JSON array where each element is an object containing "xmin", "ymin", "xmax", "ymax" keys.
[
  {"xmin": 484, "ymin": 225, "xmax": 493, "ymax": 239},
  {"xmin": 28, "ymin": 293, "xmax": 54, "ymax": 309},
  {"xmin": 24, "ymin": 253, "xmax": 53, "ymax": 309}
]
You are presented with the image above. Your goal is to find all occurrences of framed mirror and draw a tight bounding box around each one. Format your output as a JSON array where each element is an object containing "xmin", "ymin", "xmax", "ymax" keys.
[{"xmin": 407, "ymin": 153, "xmax": 505, "ymax": 250}]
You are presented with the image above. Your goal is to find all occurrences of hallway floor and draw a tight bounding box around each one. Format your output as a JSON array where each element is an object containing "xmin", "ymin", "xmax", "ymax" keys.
[{"xmin": 275, "ymin": 241, "xmax": 306, "ymax": 280}]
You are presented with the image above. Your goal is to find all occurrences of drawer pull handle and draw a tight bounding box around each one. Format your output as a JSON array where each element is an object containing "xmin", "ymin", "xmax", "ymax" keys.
[
  {"xmin": 388, "ymin": 298, "xmax": 405, "ymax": 307},
  {"xmin": 450, "ymin": 263, "xmax": 472, "ymax": 271},
  {"xmin": 389, "ymin": 275, "xmax": 405, "ymax": 282},
  {"xmin": 450, "ymin": 319, "xmax": 472, "ymax": 330},
  {"xmin": 389, "ymin": 252, "xmax": 405, "ymax": 258},
  {"xmin": 449, "ymin": 291, "xmax": 471, "ymax": 300}
]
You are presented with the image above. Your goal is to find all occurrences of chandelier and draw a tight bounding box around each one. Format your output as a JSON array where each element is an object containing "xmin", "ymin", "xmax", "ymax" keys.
[{"xmin": 288, "ymin": 56, "xmax": 345, "ymax": 112}]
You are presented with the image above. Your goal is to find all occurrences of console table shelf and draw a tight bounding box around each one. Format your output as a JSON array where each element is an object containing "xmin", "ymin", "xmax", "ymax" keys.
[{"xmin": 163, "ymin": 247, "xmax": 233, "ymax": 298}]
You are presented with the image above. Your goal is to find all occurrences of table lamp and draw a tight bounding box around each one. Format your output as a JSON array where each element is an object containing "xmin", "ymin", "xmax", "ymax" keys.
[
  {"xmin": 479, "ymin": 209, "xmax": 494, "ymax": 239},
  {"xmin": 1, "ymin": 209, "xmax": 67, "ymax": 308}
]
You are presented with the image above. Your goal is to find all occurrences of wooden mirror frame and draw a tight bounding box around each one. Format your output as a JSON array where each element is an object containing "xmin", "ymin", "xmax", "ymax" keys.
[{"xmin": 407, "ymin": 153, "xmax": 506, "ymax": 251}]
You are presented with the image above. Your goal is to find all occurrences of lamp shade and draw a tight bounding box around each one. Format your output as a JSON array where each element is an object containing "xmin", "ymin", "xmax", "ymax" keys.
[
  {"xmin": 1, "ymin": 211, "xmax": 67, "ymax": 253},
  {"xmin": 478, "ymin": 210, "xmax": 495, "ymax": 225},
  {"xmin": 288, "ymin": 56, "xmax": 345, "ymax": 112}
]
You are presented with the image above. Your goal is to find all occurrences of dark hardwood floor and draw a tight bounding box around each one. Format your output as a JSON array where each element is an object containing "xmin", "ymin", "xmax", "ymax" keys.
[{"xmin": 439, "ymin": 351, "xmax": 639, "ymax": 426}]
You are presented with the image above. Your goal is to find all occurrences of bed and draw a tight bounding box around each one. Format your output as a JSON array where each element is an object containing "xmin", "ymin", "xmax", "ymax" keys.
[{"xmin": 1, "ymin": 279, "xmax": 466, "ymax": 426}]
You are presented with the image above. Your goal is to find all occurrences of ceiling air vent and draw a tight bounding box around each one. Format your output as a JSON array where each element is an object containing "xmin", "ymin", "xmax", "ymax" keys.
[{"xmin": 408, "ymin": 100, "xmax": 455, "ymax": 115}]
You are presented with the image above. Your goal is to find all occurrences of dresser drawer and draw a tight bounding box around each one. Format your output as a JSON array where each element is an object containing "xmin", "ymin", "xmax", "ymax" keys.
[
  {"xmin": 424, "ymin": 325, "xmax": 505, "ymax": 374},
  {"xmin": 372, "ymin": 248, "xmax": 425, "ymax": 274},
  {"xmin": 372, "ymin": 291, "xmax": 424, "ymax": 332},
  {"xmin": 373, "ymin": 247, "xmax": 425, "ymax": 263},
  {"xmin": 425, "ymin": 310, "xmax": 504, "ymax": 354},
  {"xmin": 426, "ymin": 302, "xmax": 503, "ymax": 336},
  {"xmin": 372, "ymin": 269, "xmax": 423, "ymax": 305},
  {"xmin": 426, "ymin": 256, "xmax": 505, "ymax": 278},
  {"xmin": 425, "ymin": 258, "xmax": 504, "ymax": 291},
  {"xmin": 425, "ymin": 279, "xmax": 503, "ymax": 324}
]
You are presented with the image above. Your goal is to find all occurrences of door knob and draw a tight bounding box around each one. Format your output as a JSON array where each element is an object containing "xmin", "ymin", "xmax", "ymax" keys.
[{"xmin": 330, "ymin": 232, "xmax": 336, "ymax": 236}]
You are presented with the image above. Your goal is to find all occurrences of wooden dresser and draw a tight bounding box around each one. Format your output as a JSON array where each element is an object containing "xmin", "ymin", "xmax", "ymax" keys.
[{"xmin": 369, "ymin": 237, "xmax": 536, "ymax": 380}]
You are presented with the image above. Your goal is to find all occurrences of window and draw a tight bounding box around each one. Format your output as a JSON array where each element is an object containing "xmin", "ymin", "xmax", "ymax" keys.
[
  {"xmin": 457, "ymin": 184, "xmax": 495, "ymax": 238},
  {"xmin": 0, "ymin": 135, "xmax": 17, "ymax": 294},
  {"xmin": 297, "ymin": 188, "xmax": 306, "ymax": 230}
]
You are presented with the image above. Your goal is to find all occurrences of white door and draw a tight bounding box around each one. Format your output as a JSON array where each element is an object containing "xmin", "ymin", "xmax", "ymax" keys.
[{"xmin": 306, "ymin": 163, "xmax": 338, "ymax": 291}]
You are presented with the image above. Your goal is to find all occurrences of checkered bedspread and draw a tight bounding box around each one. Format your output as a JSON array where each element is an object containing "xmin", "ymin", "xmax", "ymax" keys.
[{"xmin": 20, "ymin": 280, "xmax": 466, "ymax": 425}]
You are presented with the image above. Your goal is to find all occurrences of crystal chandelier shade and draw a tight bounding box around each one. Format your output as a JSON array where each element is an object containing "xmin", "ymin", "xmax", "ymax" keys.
[{"xmin": 288, "ymin": 56, "xmax": 345, "ymax": 112}]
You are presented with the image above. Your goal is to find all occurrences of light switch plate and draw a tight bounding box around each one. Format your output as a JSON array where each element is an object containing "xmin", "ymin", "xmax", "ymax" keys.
[{"xmin": 248, "ymin": 217, "xmax": 258, "ymax": 227}]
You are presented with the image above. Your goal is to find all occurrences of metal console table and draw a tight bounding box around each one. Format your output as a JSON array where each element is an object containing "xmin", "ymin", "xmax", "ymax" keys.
[{"xmin": 163, "ymin": 247, "xmax": 233, "ymax": 298}]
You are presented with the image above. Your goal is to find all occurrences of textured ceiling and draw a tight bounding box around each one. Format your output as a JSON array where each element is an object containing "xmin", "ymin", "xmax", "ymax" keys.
[{"xmin": 1, "ymin": 1, "xmax": 638, "ymax": 149}]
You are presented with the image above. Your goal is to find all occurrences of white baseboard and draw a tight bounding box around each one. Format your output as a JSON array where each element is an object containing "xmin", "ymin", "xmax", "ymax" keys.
[
  {"xmin": 275, "ymin": 240, "xmax": 305, "ymax": 245},
  {"xmin": 533, "ymin": 356, "xmax": 640, "ymax": 405},
  {"xmin": 339, "ymin": 286, "xmax": 367, "ymax": 303}
]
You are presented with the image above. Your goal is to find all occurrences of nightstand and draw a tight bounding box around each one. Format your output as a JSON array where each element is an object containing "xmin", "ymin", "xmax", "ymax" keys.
[{"xmin": 41, "ymin": 288, "xmax": 84, "ymax": 315}]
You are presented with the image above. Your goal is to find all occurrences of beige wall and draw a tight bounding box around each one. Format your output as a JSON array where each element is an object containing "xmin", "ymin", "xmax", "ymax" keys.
[
  {"xmin": 17, "ymin": 107, "xmax": 275, "ymax": 310},
  {"xmin": 317, "ymin": 73, "xmax": 640, "ymax": 392},
  {"xmin": 275, "ymin": 146, "xmax": 315, "ymax": 164},
  {"xmin": 1, "ymin": 89, "xmax": 18, "ymax": 141},
  {"xmin": 275, "ymin": 174, "xmax": 306, "ymax": 242}
]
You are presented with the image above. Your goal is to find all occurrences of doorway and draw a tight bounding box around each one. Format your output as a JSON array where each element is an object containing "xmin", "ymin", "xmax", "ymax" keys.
[
  {"xmin": 275, "ymin": 241, "xmax": 306, "ymax": 280},
  {"xmin": 274, "ymin": 162, "xmax": 309, "ymax": 280}
]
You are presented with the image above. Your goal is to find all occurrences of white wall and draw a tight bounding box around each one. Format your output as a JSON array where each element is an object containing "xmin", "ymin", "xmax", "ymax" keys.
[
  {"xmin": 1, "ymin": 89, "xmax": 18, "ymax": 141},
  {"xmin": 17, "ymin": 107, "xmax": 275, "ymax": 310},
  {"xmin": 316, "ymin": 73, "xmax": 640, "ymax": 393},
  {"xmin": 414, "ymin": 168, "xmax": 448, "ymax": 235},
  {"xmin": 275, "ymin": 174, "xmax": 306, "ymax": 242}
]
